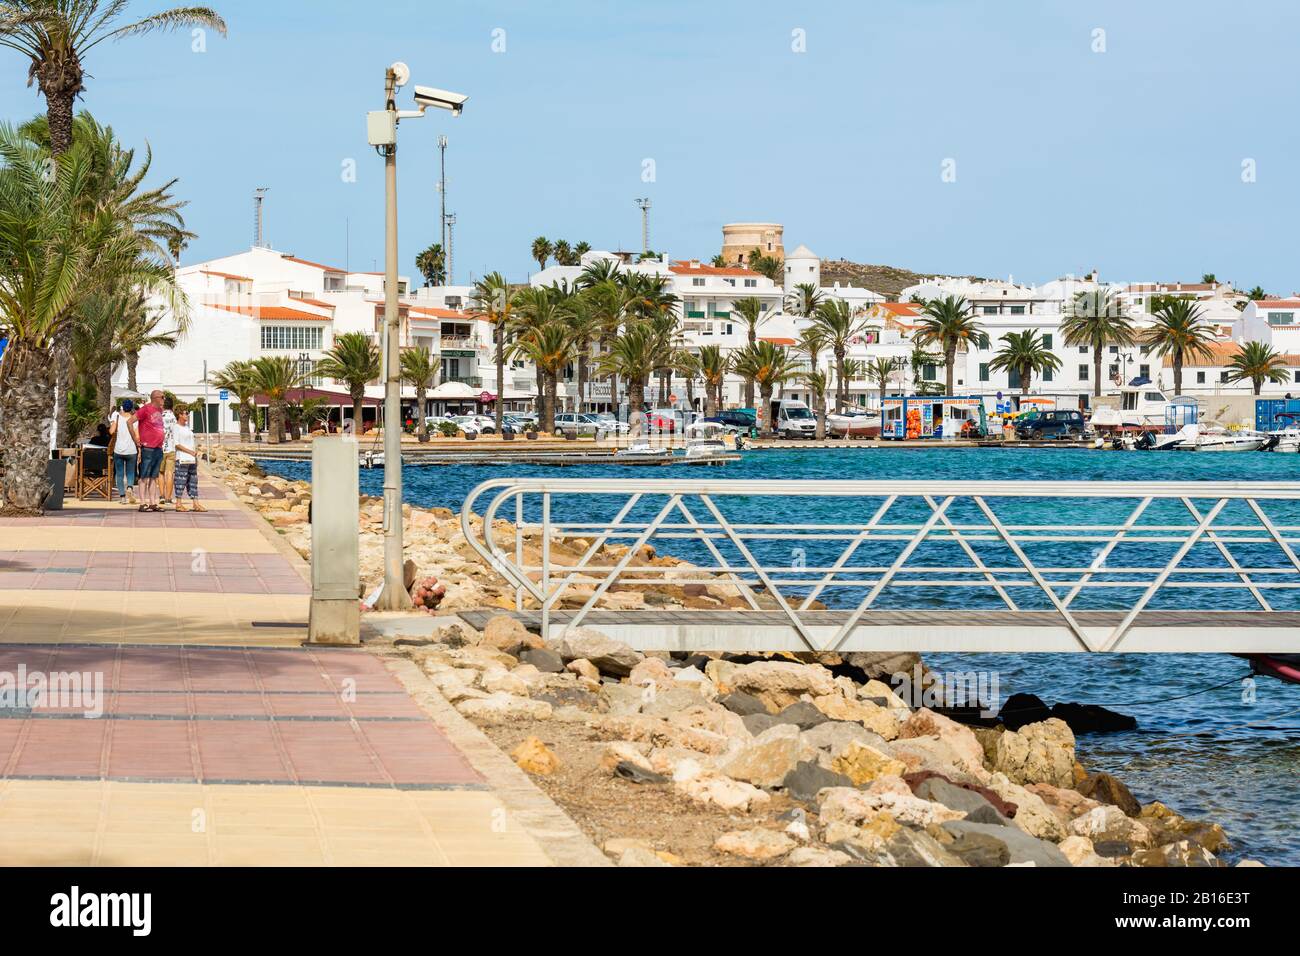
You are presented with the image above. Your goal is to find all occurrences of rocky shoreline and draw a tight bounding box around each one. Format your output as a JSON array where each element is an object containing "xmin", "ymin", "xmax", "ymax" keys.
[{"xmin": 213, "ymin": 452, "xmax": 1259, "ymax": 868}]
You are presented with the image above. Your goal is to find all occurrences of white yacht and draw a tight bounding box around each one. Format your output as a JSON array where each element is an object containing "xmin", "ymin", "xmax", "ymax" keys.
[
  {"xmin": 683, "ymin": 422, "xmax": 730, "ymax": 459},
  {"xmin": 1179, "ymin": 426, "xmax": 1268, "ymax": 452},
  {"xmin": 1091, "ymin": 386, "xmax": 1192, "ymax": 431}
]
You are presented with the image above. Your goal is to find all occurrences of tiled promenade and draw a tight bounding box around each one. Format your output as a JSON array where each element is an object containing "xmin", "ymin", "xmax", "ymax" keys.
[{"xmin": 0, "ymin": 481, "xmax": 574, "ymax": 866}]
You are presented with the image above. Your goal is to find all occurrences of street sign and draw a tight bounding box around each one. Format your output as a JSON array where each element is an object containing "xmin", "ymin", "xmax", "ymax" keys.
[{"xmin": 219, "ymin": 389, "xmax": 229, "ymax": 401}]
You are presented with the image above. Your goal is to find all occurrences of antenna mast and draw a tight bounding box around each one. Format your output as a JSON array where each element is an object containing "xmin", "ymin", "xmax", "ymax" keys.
[
  {"xmin": 253, "ymin": 188, "xmax": 269, "ymax": 248},
  {"xmin": 635, "ymin": 198, "xmax": 652, "ymax": 255}
]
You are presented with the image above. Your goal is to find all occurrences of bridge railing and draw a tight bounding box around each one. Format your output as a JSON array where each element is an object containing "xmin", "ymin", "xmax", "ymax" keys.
[{"xmin": 460, "ymin": 479, "xmax": 1300, "ymax": 653}]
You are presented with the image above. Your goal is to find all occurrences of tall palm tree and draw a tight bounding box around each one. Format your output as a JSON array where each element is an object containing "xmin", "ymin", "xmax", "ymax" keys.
[
  {"xmin": 988, "ymin": 330, "xmax": 1061, "ymax": 396},
  {"xmin": 914, "ymin": 295, "xmax": 985, "ymax": 395},
  {"xmin": 0, "ymin": 124, "xmax": 182, "ymax": 513},
  {"xmin": 1226, "ymin": 341, "xmax": 1289, "ymax": 395},
  {"xmin": 730, "ymin": 341, "xmax": 803, "ymax": 437},
  {"xmin": 510, "ymin": 286, "xmax": 569, "ymax": 419},
  {"xmin": 1060, "ymin": 290, "xmax": 1136, "ymax": 397},
  {"xmin": 1146, "ymin": 298, "xmax": 1215, "ymax": 395},
  {"xmin": 796, "ymin": 326, "xmax": 828, "ymax": 375},
  {"xmin": 0, "ymin": 2, "xmax": 227, "ymax": 156},
  {"xmin": 470, "ymin": 271, "xmax": 512, "ymax": 431},
  {"xmin": 552, "ymin": 239, "xmax": 574, "ymax": 266},
  {"xmin": 785, "ymin": 282, "xmax": 823, "ymax": 320},
  {"xmin": 673, "ymin": 347, "xmax": 702, "ymax": 412},
  {"xmin": 511, "ymin": 321, "xmax": 570, "ymax": 431},
  {"xmin": 250, "ymin": 356, "xmax": 303, "ymax": 445},
  {"xmin": 730, "ymin": 296, "xmax": 769, "ymax": 407},
  {"xmin": 530, "ymin": 236, "xmax": 552, "ymax": 272},
  {"xmin": 811, "ymin": 299, "xmax": 873, "ymax": 414},
  {"xmin": 116, "ymin": 301, "xmax": 180, "ymax": 392},
  {"xmin": 865, "ymin": 355, "xmax": 900, "ymax": 412},
  {"xmin": 697, "ymin": 344, "xmax": 729, "ymax": 418},
  {"xmin": 565, "ymin": 291, "xmax": 602, "ymax": 413},
  {"xmin": 803, "ymin": 370, "xmax": 830, "ymax": 439},
  {"xmin": 316, "ymin": 331, "xmax": 380, "ymax": 434},
  {"xmin": 597, "ymin": 322, "xmax": 658, "ymax": 435},
  {"xmin": 400, "ymin": 346, "xmax": 440, "ymax": 440},
  {"xmin": 208, "ymin": 360, "xmax": 257, "ymax": 442},
  {"xmin": 415, "ymin": 243, "xmax": 446, "ymax": 286}
]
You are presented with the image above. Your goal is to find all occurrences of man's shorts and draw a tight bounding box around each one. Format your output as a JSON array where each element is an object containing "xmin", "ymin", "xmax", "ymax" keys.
[{"xmin": 138, "ymin": 446, "xmax": 164, "ymax": 479}]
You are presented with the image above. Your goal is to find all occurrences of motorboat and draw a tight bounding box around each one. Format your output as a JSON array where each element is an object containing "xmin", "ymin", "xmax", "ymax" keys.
[
  {"xmin": 1091, "ymin": 385, "xmax": 1196, "ymax": 432},
  {"xmin": 1135, "ymin": 422, "xmax": 1200, "ymax": 451},
  {"xmin": 683, "ymin": 422, "xmax": 730, "ymax": 459},
  {"xmin": 827, "ymin": 409, "xmax": 881, "ymax": 439},
  {"xmin": 1262, "ymin": 427, "xmax": 1300, "ymax": 453},
  {"xmin": 1178, "ymin": 426, "xmax": 1267, "ymax": 452},
  {"xmin": 615, "ymin": 438, "xmax": 671, "ymax": 458}
]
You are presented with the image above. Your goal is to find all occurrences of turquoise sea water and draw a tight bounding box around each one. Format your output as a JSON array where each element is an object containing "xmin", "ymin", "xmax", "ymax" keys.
[{"xmin": 259, "ymin": 447, "xmax": 1299, "ymax": 864}]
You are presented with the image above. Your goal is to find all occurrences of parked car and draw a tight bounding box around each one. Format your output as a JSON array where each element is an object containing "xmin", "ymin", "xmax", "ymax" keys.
[
  {"xmin": 589, "ymin": 412, "xmax": 630, "ymax": 434},
  {"xmin": 554, "ymin": 413, "xmax": 600, "ymax": 437},
  {"xmin": 1016, "ymin": 409, "xmax": 1086, "ymax": 440},
  {"xmin": 704, "ymin": 409, "xmax": 757, "ymax": 433},
  {"xmin": 454, "ymin": 414, "xmax": 497, "ymax": 434},
  {"xmin": 424, "ymin": 415, "xmax": 463, "ymax": 435}
]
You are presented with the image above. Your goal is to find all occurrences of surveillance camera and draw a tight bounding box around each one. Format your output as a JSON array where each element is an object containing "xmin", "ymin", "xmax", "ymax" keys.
[
  {"xmin": 413, "ymin": 85, "xmax": 469, "ymax": 114},
  {"xmin": 390, "ymin": 61, "xmax": 411, "ymax": 88}
]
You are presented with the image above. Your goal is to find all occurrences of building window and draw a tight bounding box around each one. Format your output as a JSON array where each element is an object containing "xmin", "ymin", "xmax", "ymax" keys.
[
  {"xmin": 922, "ymin": 363, "xmax": 937, "ymax": 382},
  {"xmin": 1041, "ymin": 334, "xmax": 1053, "ymax": 350},
  {"xmin": 1078, "ymin": 345, "xmax": 1088, "ymax": 354},
  {"xmin": 1078, "ymin": 364, "xmax": 1089, "ymax": 381},
  {"xmin": 1043, "ymin": 367, "xmax": 1054, "ymax": 383},
  {"xmin": 1009, "ymin": 306, "xmax": 1025, "ymax": 315},
  {"xmin": 1270, "ymin": 312, "xmax": 1295, "ymax": 325},
  {"xmin": 1220, "ymin": 371, "xmax": 1230, "ymax": 383},
  {"xmin": 1109, "ymin": 345, "xmax": 1119, "ymax": 354},
  {"xmin": 1139, "ymin": 364, "xmax": 1150, "ymax": 379},
  {"xmin": 978, "ymin": 363, "xmax": 990, "ymax": 382},
  {"xmin": 744, "ymin": 278, "xmax": 756, "ymax": 288},
  {"xmin": 1139, "ymin": 345, "xmax": 1150, "ymax": 356},
  {"xmin": 982, "ymin": 306, "xmax": 998, "ymax": 315},
  {"xmin": 261, "ymin": 325, "xmax": 323, "ymax": 351},
  {"xmin": 692, "ymin": 278, "xmax": 705, "ymax": 287},
  {"xmin": 1294, "ymin": 371, "xmax": 1300, "ymax": 384},
  {"xmin": 1197, "ymin": 371, "xmax": 1206, "ymax": 384}
]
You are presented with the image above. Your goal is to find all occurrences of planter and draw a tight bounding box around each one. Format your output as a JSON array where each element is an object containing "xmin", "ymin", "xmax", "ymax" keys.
[
  {"xmin": 526, "ymin": 431, "xmax": 539, "ymax": 441},
  {"xmin": 502, "ymin": 431, "xmax": 515, "ymax": 442},
  {"xmin": 464, "ymin": 431, "xmax": 478, "ymax": 441},
  {"xmin": 44, "ymin": 458, "xmax": 67, "ymax": 511},
  {"xmin": 564, "ymin": 431, "xmax": 577, "ymax": 441}
]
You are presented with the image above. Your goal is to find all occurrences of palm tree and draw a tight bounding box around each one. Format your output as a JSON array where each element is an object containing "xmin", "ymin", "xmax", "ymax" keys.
[
  {"xmin": 810, "ymin": 299, "xmax": 873, "ymax": 414},
  {"xmin": 673, "ymin": 347, "xmax": 702, "ymax": 412},
  {"xmin": 530, "ymin": 236, "xmax": 552, "ymax": 272},
  {"xmin": 730, "ymin": 341, "xmax": 803, "ymax": 437},
  {"xmin": 415, "ymin": 243, "xmax": 446, "ymax": 286},
  {"xmin": 865, "ymin": 356, "xmax": 900, "ymax": 412},
  {"xmin": 1226, "ymin": 341, "xmax": 1289, "ymax": 395},
  {"xmin": 803, "ymin": 370, "xmax": 830, "ymax": 439},
  {"xmin": 746, "ymin": 247, "xmax": 782, "ymax": 283},
  {"xmin": 584, "ymin": 276, "xmax": 632, "ymax": 413},
  {"xmin": 909, "ymin": 345, "xmax": 944, "ymax": 396},
  {"xmin": 510, "ymin": 286, "xmax": 569, "ymax": 418},
  {"xmin": 250, "ymin": 356, "xmax": 304, "ymax": 445},
  {"xmin": 1146, "ymin": 299, "xmax": 1215, "ymax": 395},
  {"xmin": 730, "ymin": 296, "xmax": 769, "ymax": 407},
  {"xmin": 988, "ymin": 330, "xmax": 1061, "ymax": 396},
  {"xmin": 0, "ymin": 124, "xmax": 182, "ymax": 513},
  {"xmin": 1, "ymin": 2, "xmax": 227, "ymax": 156},
  {"xmin": 796, "ymin": 326, "xmax": 828, "ymax": 375},
  {"xmin": 697, "ymin": 344, "xmax": 729, "ymax": 418},
  {"xmin": 1060, "ymin": 290, "xmax": 1137, "ymax": 397},
  {"xmin": 914, "ymin": 295, "xmax": 985, "ymax": 395},
  {"xmin": 597, "ymin": 322, "xmax": 658, "ymax": 435},
  {"xmin": 470, "ymin": 271, "xmax": 513, "ymax": 431},
  {"xmin": 1248, "ymin": 286, "xmax": 1267, "ymax": 301},
  {"xmin": 785, "ymin": 282, "xmax": 824, "ymax": 319},
  {"xmin": 400, "ymin": 347, "xmax": 440, "ymax": 440},
  {"xmin": 208, "ymin": 360, "xmax": 258, "ymax": 442},
  {"xmin": 511, "ymin": 322, "xmax": 570, "ymax": 431},
  {"xmin": 116, "ymin": 303, "xmax": 180, "ymax": 392},
  {"xmin": 573, "ymin": 241, "xmax": 590, "ymax": 259},
  {"xmin": 316, "ymin": 331, "xmax": 380, "ymax": 434},
  {"xmin": 565, "ymin": 291, "xmax": 602, "ymax": 413},
  {"xmin": 552, "ymin": 239, "xmax": 574, "ymax": 266}
]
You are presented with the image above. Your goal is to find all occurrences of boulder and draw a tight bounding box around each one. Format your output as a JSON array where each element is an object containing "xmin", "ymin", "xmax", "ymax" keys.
[
  {"xmin": 641, "ymin": 687, "xmax": 710, "ymax": 719},
  {"xmin": 741, "ymin": 712, "xmax": 783, "ymax": 736},
  {"xmin": 716, "ymin": 724, "xmax": 801, "ymax": 788},
  {"xmin": 600, "ymin": 741, "xmax": 653, "ymax": 774},
  {"xmin": 1077, "ymin": 772, "xmax": 1142, "ymax": 817},
  {"xmin": 886, "ymin": 827, "xmax": 968, "ymax": 867},
  {"xmin": 819, "ymin": 780, "xmax": 965, "ymax": 829},
  {"xmin": 454, "ymin": 693, "xmax": 552, "ymax": 723},
  {"xmin": 518, "ymin": 647, "xmax": 566, "ymax": 674},
  {"xmin": 670, "ymin": 666, "xmax": 716, "ymax": 698},
  {"xmin": 719, "ymin": 691, "xmax": 769, "ymax": 717},
  {"xmin": 859, "ymin": 678, "xmax": 911, "ymax": 715},
  {"xmin": 775, "ymin": 700, "xmax": 832, "ymax": 730},
  {"xmin": 1058, "ymin": 835, "xmax": 1112, "ymax": 867},
  {"xmin": 600, "ymin": 683, "xmax": 646, "ymax": 716},
  {"xmin": 629, "ymin": 657, "xmax": 676, "ymax": 692},
  {"xmin": 480, "ymin": 667, "xmax": 530, "ymax": 697},
  {"xmin": 728, "ymin": 661, "xmax": 837, "ymax": 713},
  {"xmin": 912, "ymin": 775, "xmax": 1008, "ymax": 825},
  {"xmin": 1049, "ymin": 702, "xmax": 1137, "ymax": 734},
  {"xmin": 566, "ymin": 658, "xmax": 601, "ymax": 682},
  {"xmin": 811, "ymin": 695, "xmax": 901, "ymax": 739},
  {"xmin": 889, "ymin": 734, "xmax": 988, "ymax": 785},
  {"xmin": 985, "ymin": 773, "xmax": 1066, "ymax": 842},
  {"xmin": 510, "ymin": 736, "xmax": 560, "ymax": 775},
  {"xmin": 997, "ymin": 692, "xmax": 1052, "ymax": 730},
  {"xmin": 899, "ymin": 708, "xmax": 988, "ymax": 773},
  {"xmin": 942, "ymin": 820, "xmax": 1071, "ymax": 867},
  {"xmin": 676, "ymin": 774, "xmax": 771, "ymax": 812},
  {"xmin": 1130, "ymin": 840, "xmax": 1218, "ymax": 868},
  {"xmin": 482, "ymin": 615, "xmax": 540, "ymax": 652},
  {"xmin": 947, "ymin": 830, "xmax": 1012, "ymax": 867},
  {"xmin": 842, "ymin": 651, "xmax": 922, "ymax": 682},
  {"xmin": 555, "ymin": 628, "xmax": 644, "ymax": 676},
  {"xmin": 906, "ymin": 771, "xmax": 1018, "ymax": 820},
  {"xmin": 714, "ymin": 828, "xmax": 796, "ymax": 860},
  {"xmin": 1070, "ymin": 805, "xmax": 1153, "ymax": 850},
  {"xmin": 831, "ymin": 741, "xmax": 908, "ymax": 787},
  {"xmin": 786, "ymin": 846, "xmax": 852, "ymax": 867},
  {"xmin": 801, "ymin": 721, "xmax": 887, "ymax": 758},
  {"xmin": 782, "ymin": 761, "xmax": 854, "ymax": 804},
  {"xmin": 994, "ymin": 718, "xmax": 1076, "ymax": 788}
]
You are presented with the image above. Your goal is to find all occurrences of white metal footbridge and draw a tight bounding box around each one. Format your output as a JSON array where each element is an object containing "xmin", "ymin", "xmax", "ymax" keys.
[{"xmin": 459, "ymin": 479, "xmax": 1300, "ymax": 654}]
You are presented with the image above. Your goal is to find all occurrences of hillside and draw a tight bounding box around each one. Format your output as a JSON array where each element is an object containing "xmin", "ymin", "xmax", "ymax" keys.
[{"xmin": 818, "ymin": 259, "xmax": 986, "ymax": 300}]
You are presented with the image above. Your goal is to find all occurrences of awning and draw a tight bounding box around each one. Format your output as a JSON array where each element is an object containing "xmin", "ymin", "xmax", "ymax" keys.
[
  {"xmin": 430, "ymin": 381, "xmax": 481, "ymax": 400},
  {"xmin": 254, "ymin": 388, "xmax": 383, "ymax": 406}
]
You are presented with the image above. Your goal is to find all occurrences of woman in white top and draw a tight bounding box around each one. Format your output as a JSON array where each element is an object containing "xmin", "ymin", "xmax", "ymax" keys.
[{"xmin": 109, "ymin": 400, "xmax": 139, "ymax": 504}]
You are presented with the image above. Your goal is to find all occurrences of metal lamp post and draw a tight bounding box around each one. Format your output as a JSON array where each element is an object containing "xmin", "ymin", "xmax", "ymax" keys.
[{"xmin": 367, "ymin": 63, "xmax": 467, "ymax": 611}]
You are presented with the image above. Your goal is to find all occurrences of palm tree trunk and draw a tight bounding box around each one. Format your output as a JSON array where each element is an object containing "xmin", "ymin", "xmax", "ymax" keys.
[
  {"xmin": 416, "ymin": 385, "xmax": 428, "ymax": 441},
  {"xmin": 0, "ymin": 341, "xmax": 57, "ymax": 514},
  {"xmin": 495, "ymin": 325, "xmax": 505, "ymax": 432},
  {"xmin": 945, "ymin": 344, "xmax": 956, "ymax": 395},
  {"xmin": 53, "ymin": 330, "xmax": 72, "ymax": 446},
  {"xmin": 836, "ymin": 351, "xmax": 847, "ymax": 414},
  {"xmin": 578, "ymin": 345, "xmax": 590, "ymax": 414},
  {"xmin": 238, "ymin": 405, "xmax": 251, "ymax": 443},
  {"xmin": 629, "ymin": 378, "xmax": 645, "ymax": 437},
  {"xmin": 1094, "ymin": 347, "xmax": 1103, "ymax": 398},
  {"xmin": 760, "ymin": 385, "xmax": 775, "ymax": 438},
  {"xmin": 815, "ymin": 393, "xmax": 826, "ymax": 439},
  {"xmin": 352, "ymin": 390, "xmax": 364, "ymax": 435},
  {"xmin": 98, "ymin": 362, "xmax": 114, "ymax": 419},
  {"xmin": 127, "ymin": 353, "xmax": 139, "ymax": 393},
  {"xmin": 45, "ymin": 89, "xmax": 76, "ymax": 157},
  {"xmin": 543, "ymin": 373, "xmax": 557, "ymax": 432},
  {"xmin": 1173, "ymin": 354, "xmax": 1183, "ymax": 396},
  {"xmin": 704, "ymin": 384, "xmax": 717, "ymax": 419},
  {"xmin": 535, "ymin": 365, "xmax": 544, "ymax": 420}
]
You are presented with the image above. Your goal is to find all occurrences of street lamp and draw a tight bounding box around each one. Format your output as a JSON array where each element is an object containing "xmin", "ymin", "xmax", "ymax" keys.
[{"xmin": 367, "ymin": 62, "xmax": 468, "ymax": 611}]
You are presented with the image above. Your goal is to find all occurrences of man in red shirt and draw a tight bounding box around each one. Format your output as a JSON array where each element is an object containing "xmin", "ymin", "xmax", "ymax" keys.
[{"xmin": 135, "ymin": 390, "xmax": 167, "ymax": 512}]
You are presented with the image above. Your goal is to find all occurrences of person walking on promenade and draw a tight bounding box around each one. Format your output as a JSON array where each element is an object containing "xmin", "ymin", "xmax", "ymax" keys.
[
  {"xmin": 109, "ymin": 399, "xmax": 139, "ymax": 505},
  {"xmin": 134, "ymin": 390, "xmax": 167, "ymax": 512},
  {"xmin": 160, "ymin": 395, "xmax": 178, "ymax": 506},
  {"xmin": 170, "ymin": 410, "xmax": 206, "ymax": 513}
]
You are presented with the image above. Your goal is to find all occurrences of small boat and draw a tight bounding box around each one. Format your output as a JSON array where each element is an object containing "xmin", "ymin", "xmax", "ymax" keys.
[
  {"xmin": 683, "ymin": 421, "xmax": 730, "ymax": 459},
  {"xmin": 1265, "ymin": 428, "xmax": 1300, "ymax": 453},
  {"xmin": 1179, "ymin": 426, "xmax": 1267, "ymax": 452},
  {"xmin": 362, "ymin": 450, "xmax": 385, "ymax": 468},
  {"xmin": 1239, "ymin": 654, "xmax": 1300, "ymax": 686},
  {"xmin": 615, "ymin": 438, "xmax": 671, "ymax": 458},
  {"xmin": 827, "ymin": 410, "xmax": 881, "ymax": 439},
  {"xmin": 1136, "ymin": 422, "xmax": 1200, "ymax": 451}
]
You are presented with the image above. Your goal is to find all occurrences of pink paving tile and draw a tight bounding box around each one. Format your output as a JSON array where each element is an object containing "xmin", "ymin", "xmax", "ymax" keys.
[
  {"xmin": 276, "ymin": 723, "xmax": 384, "ymax": 784},
  {"xmin": 343, "ymin": 694, "xmax": 429, "ymax": 720},
  {"xmin": 194, "ymin": 721, "xmax": 290, "ymax": 781},
  {"xmin": 12, "ymin": 720, "xmax": 107, "ymax": 778},
  {"xmin": 265, "ymin": 695, "xmax": 349, "ymax": 719},
  {"xmin": 107, "ymin": 721, "xmax": 196, "ymax": 780},
  {"xmin": 190, "ymin": 694, "xmax": 269, "ymax": 718},
  {"xmin": 0, "ymin": 721, "xmax": 23, "ymax": 768},
  {"xmin": 116, "ymin": 649, "xmax": 185, "ymax": 690},
  {"xmin": 110, "ymin": 694, "xmax": 192, "ymax": 717},
  {"xmin": 360, "ymin": 724, "xmax": 481, "ymax": 786}
]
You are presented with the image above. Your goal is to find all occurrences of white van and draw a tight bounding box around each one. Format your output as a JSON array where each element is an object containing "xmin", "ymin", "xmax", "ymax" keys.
[{"xmin": 768, "ymin": 399, "xmax": 817, "ymax": 438}]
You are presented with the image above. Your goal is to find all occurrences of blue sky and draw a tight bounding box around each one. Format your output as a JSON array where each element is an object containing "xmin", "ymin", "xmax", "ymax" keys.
[{"xmin": 3, "ymin": 0, "xmax": 1298, "ymax": 291}]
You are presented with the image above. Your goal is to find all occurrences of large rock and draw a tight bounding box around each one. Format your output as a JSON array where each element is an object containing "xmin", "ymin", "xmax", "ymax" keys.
[
  {"xmin": 1078, "ymin": 772, "xmax": 1141, "ymax": 817},
  {"xmin": 1130, "ymin": 840, "xmax": 1218, "ymax": 868},
  {"xmin": 787, "ymin": 846, "xmax": 852, "ymax": 867},
  {"xmin": 555, "ymin": 628, "xmax": 644, "ymax": 676},
  {"xmin": 899, "ymin": 708, "xmax": 988, "ymax": 773},
  {"xmin": 996, "ymin": 692, "xmax": 1052, "ymax": 730},
  {"xmin": 985, "ymin": 773, "xmax": 1067, "ymax": 842},
  {"xmin": 890, "ymin": 734, "xmax": 988, "ymax": 785},
  {"xmin": 641, "ymin": 687, "xmax": 709, "ymax": 719},
  {"xmin": 782, "ymin": 761, "xmax": 854, "ymax": 803},
  {"xmin": 942, "ymin": 820, "xmax": 1071, "ymax": 867},
  {"xmin": 727, "ymin": 661, "xmax": 837, "ymax": 713},
  {"xmin": 801, "ymin": 721, "xmax": 887, "ymax": 759},
  {"xmin": 843, "ymin": 651, "xmax": 922, "ymax": 682},
  {"xmin": 947, "ymin": 830, "xmax": 1012, "ymax": 867},
  {"xmin": 713, "ymin": 828, "xmax": 795, "ymax": 860},
  {"xmin": 831, "ymin": 741, "xmax": 908, "ymax": 787},
  {"xmin": 1070, "ymin": 805, "xmax": 1153, "ymax": 851},
  {"xmin": 518, "ymin": 647, "xmax": 566, "ymax": 674},
  {"xmin": 912, "ymin": 775, "xmax": 1008, "ymax": 825},
  {"xmin": 716, "ymin": 724, "xmax": 801, "ymax": 788},
  {"xmin": 454, "ymin": 693, "xmax": 552, "ymax": 723},
  {"xmin": 482, "ymin": 615, "xmax": 541, "ymax": 652},
  {"xmin": 775, "ymin": 700, "xmax": 831, "ymax": 730},
  {"xmin": 994, "ymin": 718, "xmax": 1076, "ymax": 788},
  {"xmin": 811, "ymin": 695, "xmax": 901, "ymax": 739},
  {"xmin": 886, "ymin": 827, "xmax": 967, "ymax": 867},
  {"xmin": 676, "ymin": 773, "xmax": 771, "ymax": 812},
  {"xmin": 719, "ymin": 691, "xmax": 768, "ymax": 717},
  {"xmin": 1049, "ymin": 702, "xmax": 1137, "ymax": 734},
  {"xmin": 629, "ymin": 657, "xmax": 676, "ymax": 691},
  {"xmin": 819, "ymin": 779, "xmax": 965, "ymax": 829},
  {"xmin": 510, "ymin": 736, "xmax": 560, "ymax": 774},
  {"xmin": 1058, "ymin": 835, "xmax": 1112, "ymax": 867}
]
